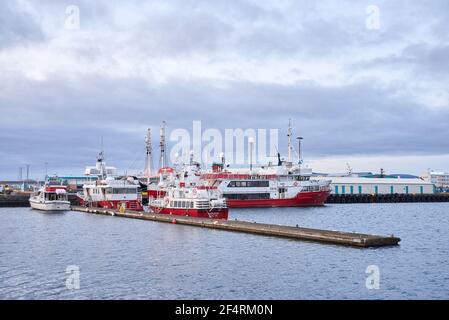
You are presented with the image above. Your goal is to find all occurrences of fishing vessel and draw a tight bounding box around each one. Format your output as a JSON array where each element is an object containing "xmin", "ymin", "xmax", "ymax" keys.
[
  {"xmin": 77, "ymin": 151, "xmax": 144, "ymax": 211},
  {"xmin": 201, "ymin": 161, "xmax": 331, "ymax": 208},
  {"xmin": 144, "ymin": 120, "xmax": 331, "ymax": 208},
  {"xmin": 29, "ymin": 183, "xmax": 71, "ymax": 211},
  {"xmin": 149, "ymin": 185, "xmax": 228, "ymax": 219}
]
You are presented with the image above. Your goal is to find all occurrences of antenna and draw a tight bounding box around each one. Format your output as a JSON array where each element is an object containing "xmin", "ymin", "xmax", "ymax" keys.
[
  {"xmin": 159, "ymin": 121, "xmax": 167, "ymax": 169},
  {"xmin": 287, "ymin": 119, "xmax": 292, "ymax": 163},
  {"xmin": 144, "ymin": 128, "xmax": 153, "ymax": 185},
  {"xmin": 189, "ymin": 150, "xmax": 194, "ymax": 165},
  {"xmin": 220, "ymin": 152, "xmax": 225, "ymax": 167}
]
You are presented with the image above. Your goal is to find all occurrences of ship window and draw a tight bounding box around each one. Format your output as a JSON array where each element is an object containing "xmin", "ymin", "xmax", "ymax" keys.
[
  {"xmin": 111, "ymin": 188, "xmax": 137, "ymax": 194},
  {"xmin": 224, "ymin": 193, "xmax": 270, "ymax": 200},
  {"xmin": 228, "ymin": 181, "xmax": 269, "ymax": 188}
]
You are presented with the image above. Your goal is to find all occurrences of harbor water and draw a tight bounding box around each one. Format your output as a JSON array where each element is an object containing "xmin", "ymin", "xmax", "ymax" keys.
[{"xmin": 1, "ymin": 203, "xmax": 449, "ymax": 299}]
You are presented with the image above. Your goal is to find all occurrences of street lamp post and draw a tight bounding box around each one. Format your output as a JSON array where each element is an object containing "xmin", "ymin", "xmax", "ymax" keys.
[{"xmin": 249, "ymin": 137, "xmax": 254, "ymax": 172}]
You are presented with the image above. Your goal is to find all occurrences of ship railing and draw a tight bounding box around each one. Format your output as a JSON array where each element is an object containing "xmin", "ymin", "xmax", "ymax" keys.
[
  {"xmin": 209, "ymin": 200, "xmax": 227, "ymax": 209},
  {"xmin": 195, "ymin": 200, "xmax": 210, "ymax": 209}
]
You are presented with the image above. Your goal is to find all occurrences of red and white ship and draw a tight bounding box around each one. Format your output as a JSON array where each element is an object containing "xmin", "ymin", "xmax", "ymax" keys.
[
  {"xmin": 146, "ymin": 154, "xmax": 330, "ymax": 208},
  {"xmin": 78, "ymin": 151, "xmax": 144, "ymax": 211},
  {"xmin": 201, "ymin": 161, "xmax": 331, "ymax": 208},
  {"xmin": 144, "ymin": 120, "xmax": 331, "ymax": 208},
  {"xmin": 149, "ymin": 185, "xmax": 228, "ymax": 219}
]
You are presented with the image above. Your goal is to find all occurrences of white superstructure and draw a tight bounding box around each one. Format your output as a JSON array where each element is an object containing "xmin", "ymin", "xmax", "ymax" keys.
[{"xmin": 29, "ymin": 184, "xmax": 71, "ymax": 211}]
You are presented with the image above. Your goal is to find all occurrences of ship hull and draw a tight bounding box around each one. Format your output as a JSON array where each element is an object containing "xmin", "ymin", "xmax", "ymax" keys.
[
  {"xmin": 225, "ymin": 190, "xmax": 330, "ymax": 208},
  {"xmin": 29, "ymin": 199, "xmax": 71, "ymax": 211},
  {"xmin": 149, "ymin": 206, "xmax": 228, "ymax": 220}
]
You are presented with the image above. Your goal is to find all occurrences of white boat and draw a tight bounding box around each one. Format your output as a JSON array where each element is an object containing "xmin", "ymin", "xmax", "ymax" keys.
[
  {"xmin": 78, "ymin": 177, "xmax": 144, "ymax": 211},
  {"xmin": 77, "ymin": 151, "xmax": 144, "ymax": 211},
  {"xmin": 29, "ymin": 184, "xmax": 71, "ymax": 211}
]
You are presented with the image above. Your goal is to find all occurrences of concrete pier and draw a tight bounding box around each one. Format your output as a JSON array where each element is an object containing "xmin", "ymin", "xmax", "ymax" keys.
[
  {"xmin": 71, "ymin": 206, "xmax": 400, "ymax": 248},
  {"xmin": 0, "ymin": 194, "xmax": 30, "ymax": 207}
]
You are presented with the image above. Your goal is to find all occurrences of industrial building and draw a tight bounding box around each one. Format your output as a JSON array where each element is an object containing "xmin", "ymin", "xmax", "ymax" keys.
[
  {"xmin": 316, "ymin": 176, "xmax": 435, "ymax": 195},
  {"xmin": 421, "ymin": 171, "xmax": 449, "ymax": 191}
]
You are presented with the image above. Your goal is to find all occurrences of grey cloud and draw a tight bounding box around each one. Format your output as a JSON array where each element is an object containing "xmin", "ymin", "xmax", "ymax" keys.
[
  {"xmin": 1, "ymin": 75, "xmax": 448, "ymax": 179},
  {"xmin": 354, "ymin": 43, "xmax": 449, "ymax": 79},
  {"xmin": 131, "ymin": 12, "xmax": 233, "ymax": 57},
  {"xmin": 403, "ymin": 44, "xmax": 449, "ymax": 76},
  {"xmin": 0, "ymin": 0, "xmax": 45, "ymax": 48},
  {"xmin": 1, "ymin": 0, "xmax": 449, "ymax": 179}
]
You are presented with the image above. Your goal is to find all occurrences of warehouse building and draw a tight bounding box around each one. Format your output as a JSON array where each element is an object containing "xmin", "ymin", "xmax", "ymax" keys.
[{"xmin": 316, "ymin": 176, "xmax": 435, "ymax": 195}]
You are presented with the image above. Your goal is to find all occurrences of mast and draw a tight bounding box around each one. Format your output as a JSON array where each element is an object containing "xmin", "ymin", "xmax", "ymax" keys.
[
  {"xmin": 297, "ymin": 136, "xmax": 303, "ymax": 167},
  {"xmin": 144, "ymin": 128, "xmax": 153, "ymax": 185},
  {"xmin": 97, "ymin": 137, "xmax": 106, "ymax": 179},
  {"xmin": 189, "ymin": 150, "xmax": 194, "ymax": 165},
  {"xmin": 159, "ymin": 121, "xmax": 167, "ymax": 169},
  {"xmin": 97, "ymin": 150, "xmax": 106, "ymax": 179},
  {"xmin": 287, "ymin": 119, "xmax": 293, "ymax": 163}
]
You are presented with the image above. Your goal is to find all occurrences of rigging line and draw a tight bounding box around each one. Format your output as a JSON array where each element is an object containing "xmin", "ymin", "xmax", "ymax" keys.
[{"xmin": 125, "ymin": 144, "xmax": 147, "ymax": 174}]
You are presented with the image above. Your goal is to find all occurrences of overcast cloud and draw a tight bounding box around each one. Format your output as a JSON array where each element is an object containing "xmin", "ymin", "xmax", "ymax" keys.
[{"xmin": 1, "ymin": 0, "xmax": 448, "ymax": 179}]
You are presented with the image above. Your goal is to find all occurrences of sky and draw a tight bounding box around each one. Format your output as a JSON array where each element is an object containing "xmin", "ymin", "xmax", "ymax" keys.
[{"xmin": 0, "ymin": 0, "xmax": 448, "ymax": 180}]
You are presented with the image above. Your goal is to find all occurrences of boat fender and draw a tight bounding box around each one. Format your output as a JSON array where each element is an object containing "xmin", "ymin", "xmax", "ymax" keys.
[{"xmin": 171, "ymin": 218, "xmax": 177, "ymax": 224}]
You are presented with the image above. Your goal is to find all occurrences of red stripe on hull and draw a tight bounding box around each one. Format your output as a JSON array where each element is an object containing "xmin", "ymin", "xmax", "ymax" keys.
[
  {"xmin": 226, "ymin": 191, "xmax": 330, "ymax": 208},
  {"xmin": 147, "ymin": 189, "xmax": 166, "ymax": 198},
  {"xmin": 149, "ymin": 206, "xmax": 228, "ymax": 220},
  {"xmin": 79, "ymin": 199, "xmax": 144, "ymax": 211}
]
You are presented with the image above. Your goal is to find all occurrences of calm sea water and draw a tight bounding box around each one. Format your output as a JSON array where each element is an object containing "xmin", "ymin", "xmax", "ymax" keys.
[{"xmin": 1, "ymin": 203, "xmax": 449, "ymax": 300}]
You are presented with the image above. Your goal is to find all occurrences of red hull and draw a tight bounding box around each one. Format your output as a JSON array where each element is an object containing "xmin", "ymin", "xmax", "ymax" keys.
[
  {"xmin": 226, "ymin": 191, "xmax": 330, "ymax": 208},
  {"xmin": 146, "ymin": 189, "xmax": 166, "ymax": 198},
  {"xmin": 149, "ymin": 206, "xmax": 228, "ymax": 220}
]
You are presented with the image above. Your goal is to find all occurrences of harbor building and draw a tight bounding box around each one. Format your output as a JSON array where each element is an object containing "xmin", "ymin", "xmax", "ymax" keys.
[
  {"xmin": 316, "ymin": 176, "xmax": 435, "ymax": 195},
  {"xmin": 421, "ymin": 171, "xmax": 449, "ymax": 192}
]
